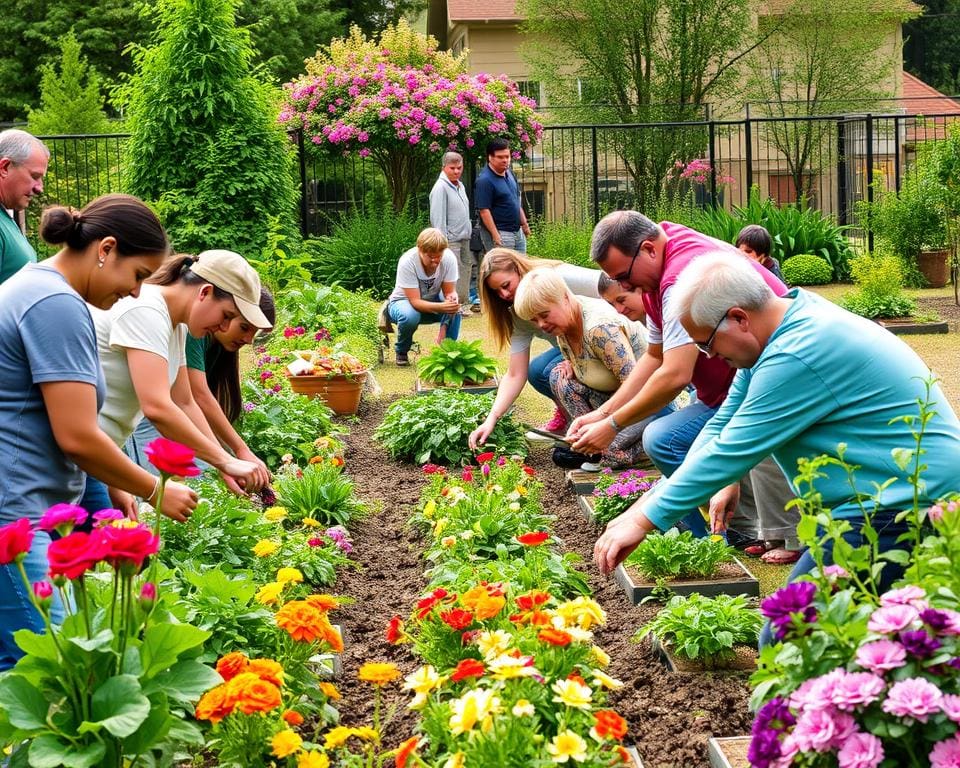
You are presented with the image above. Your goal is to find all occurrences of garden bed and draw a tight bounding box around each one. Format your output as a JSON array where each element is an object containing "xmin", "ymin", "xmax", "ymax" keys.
[
  {"xmin": 649, "ymin": 636, "xmax": 757, "ymax": 675},
  {"xmin": 415, "ymin": 374, "xmax": 499, "ymax": 395},
  {"xmin": 707, "ymin": 736, "xmax": 751, "ymax": 768},
  {"xmin": 331, "ymin": 397, "xmax": 753, "ymax": 766},
  {"xmin": 615, "ymin": 559, "xmax": 760, "ymax": 603},
  {"xmin": 876, "ymin": 317, "xmax": 949, "ymax": 335}
]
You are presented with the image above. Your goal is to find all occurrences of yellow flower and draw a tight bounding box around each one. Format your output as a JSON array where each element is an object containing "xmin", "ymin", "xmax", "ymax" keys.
[
  {"xmin": 443, "ymin": 753, "xmax": 465, "ymax": 768},
  {"xmin": 264, "ymin": 506, "xmax": 288, "ymax": 522},
  {"xmin": 710, "ymin": 534, "xmax": 725, "ymax": 543},
  {"xmin": 323, "ymin": 726, "xmax": 353, "ymax": 750},
  {"xmin": 547, "ymin": 730, "xmax": 588, "ymax": 763},
  {"xmin": 255, "ymin": 581, "xmax": 285, "ymax": 605},
  {"xmin": 271, "ymin": 729, "xmax": 303, "ymax": 758},
  {"xmin": 487, "ymin": 653, "xmax": 539, "ymax": 680},
  {"xmin": 433, "ymin": 517, "xmax": 449, "ymax": 536},
  {"xmin": 516, "ymin": 484, "xmax": 528, "ymax": 496},
  {"xmin": 298, "ymin": 751, "xmax": 330, "ymax": 768},
  {"xmin": 319, "ymin": 681, "xmax": 341, "ymax": 700},
  {"xmin": 591, "ymin": 668, "xmax": 624, "ymax": 690},
  {"xmin": 253, "ymin": 539, "xmax": 280, "ymax": 558},
  {"xmin": 302, "ymin": 517, "xmax": 321, "ymax": 528},
  {"xmin": 476, "ymin": 629, "xmax": 512, "ymax": 660},
  {"xmin": 358, "ymin": 662, "xmax": 401, "ymax": 686},
  {"xmin": 276, "ymin": 567, "xmax": 304, "ymax": 584},
  {"xmin": 512, "ymin": 699, "xmax": 535, "ymax": 717},
  {"xmin": 423, "ymin": 500, "xmax": 437, "ymax": 519},
  {"xmin": 403, "ymin": 665, "xmax": 446, "ymax": 709},
  {"xmin": 551, "ymin": 679, "xmax": 593, "ymax": 710},
  {"xmin": 555, "ymin": 596, "xmax": 606, "ymax": 630},
  {"xmin": 350, "ymin": 726, "xmax": 379, "ymax": 742},
  {"xmin": 590, "ymin": 645, "xmax": 611, "ymax": 668},
  {"xmin": 449, "ymin": 688, "xmax": 501, "ymax": 735}
]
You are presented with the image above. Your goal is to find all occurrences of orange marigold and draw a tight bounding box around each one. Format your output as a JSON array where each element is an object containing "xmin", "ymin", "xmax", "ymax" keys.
[
  {"xmin": 593, "ymin": 710, "xmax": 628, "ymax": 741},
  {"xmin": 613, "ymin": 745, "xmax": 632, "ymax": 763},
  {"xmin": 319, "ymin": 681, "xmax": 341, "ymax": 700},
  {"xmin": 195, "ymin": 684, "xmax": 233, "ymax": 724},
  {"xmin": 307, "ymin": 593, "xmax": 340, "ymax": 612},
  {"xmin": 318, "ymin": 614, "xmax": 344, "ymax": 652},
  {"xmin": 394, "ymin": 736, "xmax": 420, "ymax": 768},
  {"xmin": 283, "ymin": 709, "xmax": 305, "ymax": 726},
  {"xmin": 538, "ymin": 628, "xmax": 573, "ymax": 646},
  {"xmin": 461, "ymin": 586, "xmax": 506, "ymax": 621},
  {"xmin": 215, "ymin": 651, "xmax": 249, "ymax": 681},
  {"xmin": 358, "ymin": 661, "xmax": 401, "ymax": 686},
  {"xmin": 248, "ymin": 658, "xmax": 284, "ymax": 687},
  {"xmin": 229, "ymin": 673, "xmax": 282, "ymax": 714},
  {"xmin": 276, "ymin": 600, "xmax": 326, "ymax": 643}
]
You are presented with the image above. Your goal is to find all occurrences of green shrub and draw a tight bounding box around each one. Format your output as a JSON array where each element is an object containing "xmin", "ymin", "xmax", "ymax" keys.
[
  {"xmin": 275, "ymin": 282, "xmax": 380, "ymax": 349},
  {"xmin": 840, "ymin": 251, "xmax": 918, "ymax": 319},
  {"xmin": 304, "ymin": 206, "xmax": 427, "ymax": 298},
  {"xmin": 418, "ymin": 339, "xmax": 499, "ymax": 386},
  {"xmin": 781, "ymin": 253, "xmax": 834, "ymax": 285},
  {"xmin": 527, "ymin": 218, "xmax": 595, "ymax": 267},
  {"xmin": 623, "ymin": 529, "xmax": 736, "ymax": 582},
  {"xmin": 375, "ymin": 391, "xmax": 527, "ymax": 465},
  {"xmin": 273, "ymin": 461, "xmax": 366, "ymax": 527}
]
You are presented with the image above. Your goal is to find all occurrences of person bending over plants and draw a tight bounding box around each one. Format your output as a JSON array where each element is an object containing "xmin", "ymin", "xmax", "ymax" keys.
[
  {"xmin": 513, "ymin": 268, "xmax": 673, "ymax": 471},
  {"xmin": 594, "ymin": 252, "xmax": 960, "ymax": 611}
]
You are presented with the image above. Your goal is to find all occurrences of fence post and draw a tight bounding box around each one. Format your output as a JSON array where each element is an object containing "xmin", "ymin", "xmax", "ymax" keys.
[
  {"xmin": 296, "ymin": 129, "xmax": 309, "ymax": 239},
  {"xmin": 744, "ymin": 118, "xmax": 753, "ymax": 199},
  {"xmin": 865, "ymin": 114, "xmax": 874, "ymax": 253},
  {"xmin": 893, "ymin": 115, "xmax": 902, "ymax": 193},
  {"xmin": 707, "ymin": 120, "xmax": 717, "ymax": 208},
  {"xmin": 837, "ymin": 120, "xmax": 847, "ymax": 227},
  {"xmin": 591, "ymin": 127, "xmax": 600, "ymax": 224}
]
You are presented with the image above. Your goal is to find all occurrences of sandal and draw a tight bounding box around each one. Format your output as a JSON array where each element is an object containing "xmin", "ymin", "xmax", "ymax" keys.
[
  {"xmin": 742, "ymin": 540, "xmax": 781, "ymax": 557},
  {"xmin": 760, "ymin": 547, "xmax": 803, "ymax": 565}
]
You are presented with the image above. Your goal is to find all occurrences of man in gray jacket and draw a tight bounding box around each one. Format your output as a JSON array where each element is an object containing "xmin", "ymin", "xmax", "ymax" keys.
[{"xmin": 429, "ymin": 152, "xmax": 473, "ymax": 316}]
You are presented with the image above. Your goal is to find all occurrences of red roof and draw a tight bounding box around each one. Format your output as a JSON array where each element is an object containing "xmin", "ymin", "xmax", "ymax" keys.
[
  {"xmin": 447, "ymin": 0, "xmax": 523, "ymax": 22},
  {"xmin": 902, "ymin": 71, "xmax": 960, "ymax": 116}
]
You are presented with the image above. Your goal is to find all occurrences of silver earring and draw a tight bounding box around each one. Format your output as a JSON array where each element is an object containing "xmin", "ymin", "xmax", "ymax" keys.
[{"xmin": 97, "ymin": 259, "xmax": 105, "ymax": 269}]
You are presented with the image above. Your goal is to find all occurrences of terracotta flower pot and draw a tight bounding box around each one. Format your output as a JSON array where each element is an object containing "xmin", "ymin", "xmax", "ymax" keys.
[
  {"xmin": 288, "ymin": 371, "xmax": 367, "ymax": 415},
  {"xmin": 917, "ymin": 248, "xmax": 949, "ymax": 288}
]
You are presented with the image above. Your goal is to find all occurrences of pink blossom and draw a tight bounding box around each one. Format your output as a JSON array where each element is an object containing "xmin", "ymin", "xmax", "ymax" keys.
[
  {"xmin": 931, "ymin": 733, "xmax": 960, "ymax": 768},
  {"xmin": 837, "ymin": 731, "xmax": 884, "ymax": 768},
  {"xmin": 855, "ymin": 639, "xmax": 907, "ymax": 673},
  {"xmin": 942, "ymin": 693, "xmax": 960, "ymax": 723},
  {"xmin": 830, "ymin": 671, "xmax": 886, "ymax": 711},
  {"xmin": 791, "ymin": 707, "xmax": 856, "ymax": 752},
  {"xmin": 38, "ymin": 504, "xmax": 88, "ymax": 533},
  {"xmin": 822, "ymin": 565, "xmax": 849, "ymax": 579},
  {"xmin": 33, "ymin": 581, "xmax": 53, "ymax": 601},
  {"xmin": 867, "ymin": 604, "xmax": 919, "ymax": 634},
  {"xmin": 790, "ymin": 668, "xmax": 846, "ymax": 711},
  {"xmin": 880, "ymin": 585, "xmax": 928, "ymax": 608},
  {"xmin": 881, "ymin": 677, "xmax": 943, "ymax": 722}
]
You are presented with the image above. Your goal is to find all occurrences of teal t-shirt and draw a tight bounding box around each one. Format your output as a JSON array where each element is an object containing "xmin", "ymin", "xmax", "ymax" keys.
[
  {"xmin": 185, "ymin": 334, "xmax": 212, "ymax": 372},
  {"xmin": 0, "ymin": 210, "xmax": 37, "ymax": 285}
]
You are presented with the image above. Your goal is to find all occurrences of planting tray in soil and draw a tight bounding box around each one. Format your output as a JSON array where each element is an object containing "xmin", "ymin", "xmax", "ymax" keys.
[
  {"xmin": 625, "ymin": 746, "xmax": 644, "ymax": 767},
  {"xmin": 415, "ymin": 375, "xmax": 499, "ymax": 395},
  {"xmin": 308, "ymin": 624, "xmax": 344, "ymax": 679},
  {"xmin": 567, "ymin": 469, "xmax": 603, "ymax": 494},
  {"xmin": 577, "ymin": 493, "xmax": 599, "ymax": 522},
  {"xmin": 615, "ymin": 559, "xmax": 760, "ymax": 603},
  {"xmin": 650, "ymin": 637, "xmax": 758, "ymax": 675},
  {"xmin": 876, "ymin": 318, "xmax": 948, "ymax": 335},
  {"xmin": 707, "ymin": 736, "xmax": 751, "ymax": 768}
]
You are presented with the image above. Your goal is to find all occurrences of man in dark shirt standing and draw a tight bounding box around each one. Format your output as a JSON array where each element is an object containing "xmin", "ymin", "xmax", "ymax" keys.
[{"xmin": 475, "ymin": 138, "xmax": 531, "ymax": 254}]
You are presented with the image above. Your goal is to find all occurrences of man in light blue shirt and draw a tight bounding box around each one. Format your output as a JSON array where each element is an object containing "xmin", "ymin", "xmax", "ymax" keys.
[
  {"xmin": 429, "ymin": 152, "xmax": 473, "ymax": 316},
  {"xmin": 595, "ymin": 251, "xmax": 960, "ymax": 587}
]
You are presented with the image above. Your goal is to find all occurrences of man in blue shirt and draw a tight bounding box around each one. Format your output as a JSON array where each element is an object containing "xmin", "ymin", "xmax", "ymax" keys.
[
  {"xmin": 594, "ymin": 251, "xmax": 960, "ymax": 588},
  {"xmin": 0, "ymin": 129, "xmax": 49, "ymax": 284},
  {"xmin": 475, "ymin": 138, "xmax": 531, "ymax": 254}
]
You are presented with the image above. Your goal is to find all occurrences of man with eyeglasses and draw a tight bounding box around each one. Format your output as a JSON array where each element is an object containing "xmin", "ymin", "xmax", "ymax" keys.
[
  {"xmin": 570, "ymin": 210, "xmax": 790, "ymax": 543},
  {"xmin": 594, "ymin": 251, "xmax": 960, "ymax": 604}
]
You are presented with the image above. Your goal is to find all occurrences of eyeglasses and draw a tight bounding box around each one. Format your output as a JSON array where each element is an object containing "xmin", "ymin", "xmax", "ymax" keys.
[
  {"xmin": 612, "ymin": 241, "xmax": 643, "ymax": 286},
  {"xmin": 693, "ymin": 311, "xmax": 730, "ymax": 355}
]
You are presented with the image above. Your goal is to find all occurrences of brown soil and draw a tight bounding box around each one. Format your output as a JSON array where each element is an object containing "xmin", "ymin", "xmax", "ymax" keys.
[
  {"xmin": 654, "ymin": 639, "xmax": 758, "ymax": 675},
  {"xmin": 917, "ymin": 294, "xmax": 960, "ymax": 328},
  {"xmin": 625, "ymin": 559, "xmax": 752, "ymax": 587},
  {"xmin": 332, "ymin": 396, "xmax": 752, "ymax": 767}
]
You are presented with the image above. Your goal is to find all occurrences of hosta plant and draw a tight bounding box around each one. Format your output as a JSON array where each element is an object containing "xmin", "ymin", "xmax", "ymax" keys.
[
  {"xmin": 417, "ymin": 338, "xmax": 498, "ymax": 387},
  {"xmin": 375, "ymin": 391, "xmax": 527, "ymax": 465},
  {"xmin": 637, "ymin": 593, "xmax": 763, "ymax": 668},
  {"xmin": 591, "ymin": 468, "xmax": 660, "ymax": 527},
  {"xmin": 624, "ymin": 528, "xmax": 736, "ymax": 583}
]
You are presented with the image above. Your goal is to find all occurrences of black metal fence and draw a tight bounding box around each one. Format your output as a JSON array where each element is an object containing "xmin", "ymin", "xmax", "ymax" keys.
[{"xmin": 23, "ymin": 110, "xmax": 960, "ymax": 248}]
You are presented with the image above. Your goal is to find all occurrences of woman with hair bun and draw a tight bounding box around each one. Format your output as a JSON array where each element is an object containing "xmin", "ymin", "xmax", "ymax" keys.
[{"xmin": 0, "ymin": 193, "xmax": 198, "ymax": 670}]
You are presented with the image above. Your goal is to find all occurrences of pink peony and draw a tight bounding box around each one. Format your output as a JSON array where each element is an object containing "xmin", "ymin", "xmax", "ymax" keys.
[
  {"xmin": 790, "ymin": 669, "xmax": 846, "ymax": 711},
  {"xmin": 881, "ymin": 677, "xmax": 943, "ymax": 722},
  {"xmin": 868, "ymin": 604, "xmax": 919, "ymax": 634},
  {"xmin": 791, "ymin": 707, "xmax": 856, "ymax": 752},
  {"xmin": 38, "ymin": 504, "xmax": 88, "ymax": 534},
  {"xmin": 855, "ymin": 639, "xmax": 907, "ymax": 673},
  {"xmin": 880, "ymin": 585, "xmax": 928, "ymax": 608},
  {"xmin": 837, "ymin": 731, "xmax": 884, "ymax": 768},
  {"xmin": 931, "ymin": 733, "xmax": 960, "ymax": 768},
  {"xmin": 830, "ymin": 671, "xmax": 886, "ymax": 711}
]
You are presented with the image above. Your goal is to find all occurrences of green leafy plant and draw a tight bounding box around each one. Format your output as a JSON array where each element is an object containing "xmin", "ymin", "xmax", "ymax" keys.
[
  {"xmin": 840, "ymin": 249, "xmax": 919, "ymax": 319},
  {"xmin": 781, "ymin": 253, "xmax": 834, "ymax": 285},
  {"xmin": 637, "ymin": 593, "xmax": 763, "ymax": 667},
  {"xmin": 274, "ymin": 281, "xmax": 381, "ymax": 348},
  {"xmin": 624, "ymin": 528, "xmax": 736, "ymax": 582},
  {"xmin": 417, "ymin": 339, "xmax": 499, "ymax": 387},
  {"xmin": 273, "ymin": 461, "xmax": 366, "ymax": 527},
  {"xmin": 375, "ymin": 391, "xmax": 528, "ymax": 465},
  {"xmin": 527, "ymin": 218, "xmax": 595, "ymax": 268}
]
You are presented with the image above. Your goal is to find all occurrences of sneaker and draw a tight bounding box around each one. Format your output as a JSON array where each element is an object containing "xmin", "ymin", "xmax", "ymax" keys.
[
  {"xmin": 396, "ymin": 351, "xmax": 409, "ymax": 366},
  {"xmin": 552, "ymin": 446, "xmax": 602, "ymax": 469},
  {"xmin": 580, "ymin": 460, "xmax": 604, "ymax": 472},
  {"xmin": 458, "ymin": 306, "xmax": 474, "ymax": 317},
  {"xmin": 542, "ymin": 406, "xmax": 568, "ymax": 434}
]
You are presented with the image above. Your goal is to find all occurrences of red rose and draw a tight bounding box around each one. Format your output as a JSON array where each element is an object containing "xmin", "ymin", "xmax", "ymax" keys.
[
  {"xmin": 101, "ymin": 524, "xmax": 159, "ymax": 571},
  {"xmin": 143, "ymin": 438, "xmax": 201, "ymax": 477},
  {"xmin": 47, "ymin": 531, "xmax": 109, "ymax": 580},
  {"xmin": 475, "ymin": 452, "xmax": 495, "ymax": 464},
  {"xmin": 450, "ymin": 658, "xmax": 485, "ymax": 681},
  {"xmin": 0, "ymin": 519, "xmax": 34, "ymax": 565},
  {"xmin": 516, "ymin": 532, "xmax": 550, "ymax": 546}
]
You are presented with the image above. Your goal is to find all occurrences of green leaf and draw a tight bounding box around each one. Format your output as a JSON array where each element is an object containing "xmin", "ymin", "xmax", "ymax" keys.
[
  {"xmin": 67, "ymin": 628, "xmax": 115, "ymax": 653},
  {"xmin": 12, "ymin": 630, "xmax": 59, "ymax": 662},
  {"xmin": 145, "ymin": 660, "xmax": 222, "ymax": 702},
  {"xmin": 82, "ymin": 674, "xmax": 150, "ymax": 738},
  {"xmin": 141, "ymin": 623, "xmax": 210, "ymax": 678},
  {"xmin": 0, "ymin": 675, "xmax": 48, "ymax": 731},
  {"xmin": 890, "ymin": 447, "xmax": 915, "ymax": 472},
  {"xmin": 120, "ymin": 693, "xmax": 173, "ymax": 755},
  {"xmin": 29, "ymin": 736, "xmax": 105, "ymax": 768}
]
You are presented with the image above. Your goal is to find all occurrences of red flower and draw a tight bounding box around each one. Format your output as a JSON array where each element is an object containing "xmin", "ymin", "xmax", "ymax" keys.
[
  {"xmin": 395, "ymin": 736, "xmax": 420, "ymax": 768},
  {"xmin": 0, "ymin": 519, "xmax": 34, "ymax": 565},
  {"xmin": 450, "ymin": 658, "xmax": 485, "ymax": 681},
  {"xmin": 461, "ymin": 467, "xmax": 474, "ymax": 482},
  {"xmin": 308, "ymin": 537, "xmax": 323, "ymax": 547},
  {"xmin": 516, "ymin": 531, "xmax": 550, "ymax": 546},
  {"xmin": 47, "ymin": 531, "xmax": 109, "ymax": 580},
  {"xmin": 101, "ymin": 524, "xmax": 160, "ymax": 571},
  {"xmin": 593, "ymin": 710, "xmax": 628, "ymax": 741},
  {"xmin": 522, "ymin": 466, "xmax": 535, "ymax": 476},
  {"xmin": 416, "ymin": 588, "xmax": 452, "ymax": 619},
  {"xmin": 143, "ymin": 438, "xmax": 201, "ymax": 477},
  {"xmin": 440, "ymin": 608, "xmax": 474, "ymax": 630},
  {"xmin": 386, "ymin": 615, "xmax": 407, "ymax": 644},
  {"xmin": 538, "ymin": 628, "xmax": 573, "ymax": 646},
  {"xmin": 422, "ymin": 464, "xmax": 446, "ymax": 475},
  {"xmin": 475, "ymin": 452, "xmax": 495, "ymax": 464},
  {"xmin": 515, "ymin": 590, "xmax": 552, "ymax": 610}
]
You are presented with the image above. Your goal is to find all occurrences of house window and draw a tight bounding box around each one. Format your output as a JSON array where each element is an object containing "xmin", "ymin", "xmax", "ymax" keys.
[
  {"xmin": 576, "ymin": 78, "xmax": 605, "ymax": 104},
  {"xmin": 517, "ymin": 80, "xmax": 542, "ymax": 106}
]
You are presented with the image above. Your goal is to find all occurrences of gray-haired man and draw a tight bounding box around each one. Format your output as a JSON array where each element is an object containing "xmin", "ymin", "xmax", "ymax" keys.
[
  {"xmin": 0, "ymin": 129, "xmax": 49, "ymax": 284},
  {"xmin": 429, "ymin": 151, "xmax": 473, "ymax": 316}
]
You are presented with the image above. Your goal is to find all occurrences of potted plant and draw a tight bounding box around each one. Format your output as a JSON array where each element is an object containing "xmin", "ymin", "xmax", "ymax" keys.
[
  {"xmin": 416, "ymin": 338, "xmax": 499, "ymax": 394},
  {"xmin": 615, "ymin": 529, "xmax": 760, "ymax": 603},
  {"xmin": 286, "ymin": 346, "xmax": 368, "ymax": 415}
]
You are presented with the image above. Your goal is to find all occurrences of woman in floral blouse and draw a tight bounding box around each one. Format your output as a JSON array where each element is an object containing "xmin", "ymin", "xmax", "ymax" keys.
[{"xmin": 513, "ymin": 268, "xmax": 672, "ymax": 469}]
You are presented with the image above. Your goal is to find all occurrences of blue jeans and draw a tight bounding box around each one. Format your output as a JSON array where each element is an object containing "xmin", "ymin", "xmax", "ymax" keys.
[
  {"xmin": 759, "ymin": 510, "xmax": 912, "ymax": 647},
  {"xmin": 642, "ymin": 400, "xmax": 720, "ymax": 537},
  {"xmin": 79, "ymin": 475, "xmax": 113, "ymax": 517},
  {"xmin": 528, "ymin": 346, "xmax": 564, "ymax": 401},
  {"xmin": 387, "ymin": 297, "xmax": 462, "ymax": 355},
  {"xmin": 0, "ymin": 530, "xmax": 65, "ymax": 671},
  {"xmin": 480, "ymin": 228, "xmax": 527, "ymax": 254}
]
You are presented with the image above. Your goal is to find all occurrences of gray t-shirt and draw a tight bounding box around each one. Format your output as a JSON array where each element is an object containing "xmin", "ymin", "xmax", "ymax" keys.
[
  {"xmin": 509, "ymin": 263, "xmax": 603, "ymax": 354},
  {"xmin": 388, "ymin": 246, "xmax": 459, "ymax": 304},
  {"xmin": 0, "ymin": 264, "xmax": 106, "ymax": 522}
]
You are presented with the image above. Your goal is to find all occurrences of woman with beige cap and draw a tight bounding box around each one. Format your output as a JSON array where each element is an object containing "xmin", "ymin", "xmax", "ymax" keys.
[{"xmin": 79, "ymin": 249, "xmax": 273, "ymax": 516}]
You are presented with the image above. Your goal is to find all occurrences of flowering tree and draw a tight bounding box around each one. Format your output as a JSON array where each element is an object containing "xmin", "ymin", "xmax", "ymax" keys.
[{"xmin": 279, "ymin": 20, "xmax": 543, "ymax": 212}]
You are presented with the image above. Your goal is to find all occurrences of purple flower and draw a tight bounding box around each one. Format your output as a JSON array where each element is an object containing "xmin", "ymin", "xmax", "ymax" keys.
[
  {"xmin": 830, "ymin": 671, "xmax": 886, "ymax": 711},
  {"xmin": 746, "ymin": 729, "xmax": 782, "ymax": 768},
  {"xmin": 855, "ymin": 639, "xmax": 907, "ymax": 673},
  {"xmin": 243, "ymin": 402, "xmax": 256, "ymax": 413},
  {"xmin": 881, "ymin": 677, "xmax": 943, "ymax": 722},
  {"xmin": 837, "ymin": 731, "xmax": 884, "ymax": 768},
  {"xmin": 867, "ymin": 604, "xmax": 919, "ymax": 634},
  {"xmin": 930, "ymin": 733, "xmax": 960, "ymax": 768},
  {"xmin": 38, "ymin": 503, "xmax": 88, "ymax": 534},
  {"xmin": 899, "ymin": 628, "xmax": 942, "ymax": 658},
  {"xmin": 761, "ymin": 581, "xmax": 817, "ymax": 639}
]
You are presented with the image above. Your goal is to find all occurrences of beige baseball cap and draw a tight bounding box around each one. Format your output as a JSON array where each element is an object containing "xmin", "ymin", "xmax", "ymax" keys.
[{"xmin": 189, "ymin": 249, "xmax": 271, "ymax": 329}]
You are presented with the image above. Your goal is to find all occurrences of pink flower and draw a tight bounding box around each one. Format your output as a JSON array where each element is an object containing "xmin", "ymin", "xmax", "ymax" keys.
[
  {"xmin": 822, "ymin": 565, "xmax": 849, "ymax": 579},
  {"xmin": 931, "ymin": 733, "xmax": 960, "ymax": 768},
  {"xmin": 867, "ymin": 604, "xmax": 919, "ymax": 634},
  {"xmin": 143, "ymin": 438, "xmax": 201, "ymax": 478},
  {"xmin": 139, "ymin": 582, "xmax": 157, "ymax": 611},
  {"xmin": 830, "ymin": 671, "xmax": 886, "ymax": 711},
  {"xmin": 38, "ymin": 504, "xmax": 88, "ymax": 534},
  {"xmin": 93, "ymin": 509, "xmax": 125, "ymax": 526},
  {"xmin": 32, "ymin": 581, "xmax": 53, "ymax": 602},
  {"xmin": 0, "ymin": 519, "xmax": 34, "ymax": 565},
  {"xmin": 942, "ymin": 694, "xmax": 960, "ymax": 723},
  {"xmin": 791, "ymin": 707, "xmax": 856, "ymax": 752},
  {"xmin": 855, "ymin": 639, "xmax": 907, "ymax": 673},
  {"xmin": 837, "ymin": 731, "xmax": 884, "ymax": 768},
  {"xmin": 101, "ymin": 524, "xmax": 160, "ymax": 572},
  {"xmin": 880, "ymin": 585, "xmax": 928, "ymax": 609},
  {"xmin": 47, "ymin": 530, "xmax": 109, "ymax": 581},
  {"xmin": 881, "ymin": 677, "xmax": 943, "ymax": 722},
  {"xmin": 790, "ymin": 668, "xmax": 845, "ymax": 711}
]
